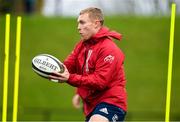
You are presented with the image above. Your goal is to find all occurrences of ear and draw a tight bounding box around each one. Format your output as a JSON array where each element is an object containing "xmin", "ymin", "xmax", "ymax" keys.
[{"xmin": 94, "ymin": 20, "xmax": 101, "ymax": 28}]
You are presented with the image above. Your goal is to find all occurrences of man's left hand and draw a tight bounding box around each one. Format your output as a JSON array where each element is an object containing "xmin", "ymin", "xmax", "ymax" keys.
[{"xmin": 49, "ymin": 65, "xmax": 70, "ymax": 83}]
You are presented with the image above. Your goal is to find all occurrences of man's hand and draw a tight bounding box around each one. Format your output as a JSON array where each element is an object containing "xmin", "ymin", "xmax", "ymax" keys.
[
  {"xmin": 72, "ymin": 94, "xmax": 81, "ymax": 109},
  {"xmin": 49, "ymin": 65, "xmax": 70, "ymax": 83}
]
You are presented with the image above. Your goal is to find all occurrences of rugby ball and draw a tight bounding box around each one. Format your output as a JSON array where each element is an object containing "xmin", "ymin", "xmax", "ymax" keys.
[{"xmin": 32, "ymin": 54, "xmax": 64, "ymax": 80}]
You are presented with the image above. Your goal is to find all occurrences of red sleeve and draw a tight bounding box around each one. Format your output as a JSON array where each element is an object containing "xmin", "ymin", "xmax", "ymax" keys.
[
  {"xmin": 64, "ymin": 41, "xmax": 82, "ymax": 74},
  {"xmin": 67, "ymin": 45, "xmax": 124, "ymax": 90}
]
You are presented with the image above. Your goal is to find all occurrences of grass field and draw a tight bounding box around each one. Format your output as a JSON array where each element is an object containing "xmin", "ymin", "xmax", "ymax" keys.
[{"xmin": 0, "ymin": 15, "xmax": 180, "ymax": 121}]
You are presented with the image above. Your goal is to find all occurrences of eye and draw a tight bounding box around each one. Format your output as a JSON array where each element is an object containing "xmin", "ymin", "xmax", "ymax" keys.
[{"xmin": 79, "ymin": 20, "xmax": 85, "ymax": 24}]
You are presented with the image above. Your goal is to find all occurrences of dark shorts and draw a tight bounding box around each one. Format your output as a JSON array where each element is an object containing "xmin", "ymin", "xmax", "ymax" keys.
[{"xmin": 86, "ymin": 102, "xmax": 126, "ymax": 122}]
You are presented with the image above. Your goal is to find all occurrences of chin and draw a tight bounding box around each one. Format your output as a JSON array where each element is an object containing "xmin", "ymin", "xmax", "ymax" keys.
[{"xmin": 81, "ymin": 37, "xmax": 89, "ymax": 41}]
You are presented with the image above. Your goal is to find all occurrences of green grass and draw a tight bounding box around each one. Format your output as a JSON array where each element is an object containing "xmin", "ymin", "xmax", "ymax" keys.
[{"xmin": 0, "ymin": 15, "xmax": 180, "ymax": 121}]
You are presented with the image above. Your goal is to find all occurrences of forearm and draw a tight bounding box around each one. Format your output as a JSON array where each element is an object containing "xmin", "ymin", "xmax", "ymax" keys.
[{"xmin": 67, "ymin": 73, "xmax": 109, "ymax": 90}]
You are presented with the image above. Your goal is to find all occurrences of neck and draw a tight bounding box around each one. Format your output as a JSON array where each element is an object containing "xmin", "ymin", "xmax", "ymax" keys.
[
  {"xmin": 95, "ymin": 26, "xmax": 102, "ymax": 34},
  {"xmin": 92, "ymin": 26, "xmax": 102, "ymax": 37}
]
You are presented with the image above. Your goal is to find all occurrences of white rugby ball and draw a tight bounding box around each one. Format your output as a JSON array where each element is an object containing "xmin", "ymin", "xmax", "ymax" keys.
[{"xmin": 32, "ymin": 54, "xmax": 64, "ymax": 80}]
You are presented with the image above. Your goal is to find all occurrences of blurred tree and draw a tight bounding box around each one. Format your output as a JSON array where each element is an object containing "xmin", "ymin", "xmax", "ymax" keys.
[
  {"xmin": 0, "ymin": 0, "xmax": 14, "ymax": 14},
  {"xmin": 23, "ymin": 0, "xmax": 35, "ymax": 14},
  {"xmin": 0, "ymin": 0, "xmax": 43, "ymax": 15}
]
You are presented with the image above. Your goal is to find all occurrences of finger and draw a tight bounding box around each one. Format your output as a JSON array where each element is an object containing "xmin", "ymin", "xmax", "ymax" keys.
[
  {"xmin": 62, "ymin": 64, "xmax": 67, "ymax": 69},
  {"xmin": 51, "ymin": 72, "xmax": 62, "ymax": 76},
  {"xmin": 62, "ymin": 64, "xmax": 68, "ymax": 72},
  {"xmin": 49, "ymin": 75, "xmax": 66, "ymax": 81},
  {"xmin": 49, "ymin": 75, "xmax": 60, "ymax": 80}
]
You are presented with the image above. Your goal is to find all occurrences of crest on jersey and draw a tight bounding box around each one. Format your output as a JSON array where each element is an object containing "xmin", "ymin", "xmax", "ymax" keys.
[{"xmin": 104, "ymin": 55, "xmax": 114, "ymax": 63}]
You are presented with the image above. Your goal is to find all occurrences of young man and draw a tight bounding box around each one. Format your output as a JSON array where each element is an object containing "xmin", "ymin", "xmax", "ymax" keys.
[{"xmin": 50, "ymin": 7, "xmax": 127, "ymax": 121}]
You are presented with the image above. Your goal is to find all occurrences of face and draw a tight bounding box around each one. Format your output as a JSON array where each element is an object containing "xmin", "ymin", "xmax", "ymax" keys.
[{"xmin": 77, "ymin": 13, "xmax": 99, "ymax": 41}]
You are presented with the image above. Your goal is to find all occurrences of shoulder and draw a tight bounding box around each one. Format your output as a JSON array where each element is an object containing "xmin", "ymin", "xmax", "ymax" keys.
[
  {"xmin": 97, "ymin": 38, "xmax": 125, "ymax": 60},
  {"xmin": 99, "ymin": 38, "xmax": 123, "ymax": 52}
]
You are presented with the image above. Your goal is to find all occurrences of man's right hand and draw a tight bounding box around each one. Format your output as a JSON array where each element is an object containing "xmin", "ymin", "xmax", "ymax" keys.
[{"xmin": 72, "ymin": 94, "xmax": 81, "ymax": 109}]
